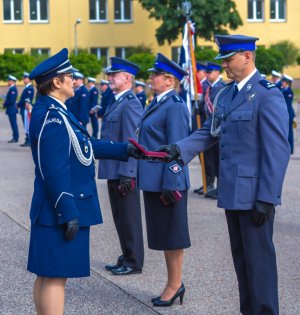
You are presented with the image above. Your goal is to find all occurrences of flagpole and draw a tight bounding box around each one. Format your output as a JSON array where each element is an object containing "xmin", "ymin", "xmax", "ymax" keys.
[{"xmin": 183, "ymin": 1, "xmax": 207, "ymax": 194}]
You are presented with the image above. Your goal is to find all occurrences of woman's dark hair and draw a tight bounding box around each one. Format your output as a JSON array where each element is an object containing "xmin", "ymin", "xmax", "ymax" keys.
[{"xmin": 37, "ymin": 74, "xmax": 66, "ymax": 95}]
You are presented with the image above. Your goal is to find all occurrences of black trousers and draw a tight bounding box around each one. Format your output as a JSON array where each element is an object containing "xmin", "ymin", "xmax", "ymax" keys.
[
  {"xmin": 225, "ymin": 210, "xmax": 278, "ymax": 315},
  {"xmin": 204, "ymin": 142, "xmax": 219, "ymax": 178},
  {"xmin": 107, "ymin": 180, "xmax": 144, "ymax": 269}
]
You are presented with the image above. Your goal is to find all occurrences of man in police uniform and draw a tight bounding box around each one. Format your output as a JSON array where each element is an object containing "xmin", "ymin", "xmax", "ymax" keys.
[
  {"xmin": 135, "ymin": 80, "xmax": 147, "ymax": 109},
  {"xmin": 67, "ymin": 72, "xmax": 90, "ymax": 127},
  {"xmin": 3, "ymin": 75, "xmax": 19, "ymax": 143},
  {"xmin": 98, "ymin": 57, "xmax": 144, "ymax": 275},
  {"xmin": 158, "ymin": 35, "xmax": 290, "ymax": 315},
  {"xmin": 202, "ymin": 62, "xmax": 226, "ymax": 199},
  {"xmin": 271, "ymin": 70, "xmax": 282, "ymax": 90},
  {"xmin": 87, "ymin": 77, "xmax": 99, "ymax": 138},
  {"xmin": 17, "ymin": 72, "xmax": 35, "ymax": 147},
  {"xmin": 97, "ymin": 79, "xmax": 115, "ymax": 118}
]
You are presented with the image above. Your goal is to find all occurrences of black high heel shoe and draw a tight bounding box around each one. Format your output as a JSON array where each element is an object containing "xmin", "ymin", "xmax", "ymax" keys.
[
  {"xmin": 151, "ymin": 296, "xmax": 160, "ymax": 303},
  {"xmin": 152, "ymin": 283, "xmax": 185, "ymax": 307}
]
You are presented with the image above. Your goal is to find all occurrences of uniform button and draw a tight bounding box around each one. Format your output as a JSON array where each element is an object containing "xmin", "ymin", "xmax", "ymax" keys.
[
  {"xmin": 221, "ymin": 143, "xmax": 225, "ymax": 148},
  {"xmin": 221, "ymin": 156, "xmax": 225, "ymax": 160},
  {"xmin": 58, "ymin": 213, "xmax": 62, "ymax": 216},
  {"xmin": 80, "ymin": 193, "xmax": 84, "ymax": 198},
  {"xmin": 222, "ymin": 129, "xmax": 226, "ymax": 134}
]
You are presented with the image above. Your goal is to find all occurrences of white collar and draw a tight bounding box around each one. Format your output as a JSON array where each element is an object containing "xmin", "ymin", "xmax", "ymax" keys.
[
  {"xmin": 210, "ymin": 78, "xmax": 221, "ymax": 88},
  {"xmin": 157, "ymin": 89, "xmax": 174, "ymax": 102},
  {"xmin": 48, "ymin": 95, "xmax": 67, "ymax": 110},
  {"xmin": 236, "ymin": 68, "xmax": 257, "ymax": 91},
  {"xmin": 115, "ymin": 89, "xmax": 130, "ymax": 100},
  {"xmin": 25, "ymin": 83, "xmax": 32, "ymax": 88}
]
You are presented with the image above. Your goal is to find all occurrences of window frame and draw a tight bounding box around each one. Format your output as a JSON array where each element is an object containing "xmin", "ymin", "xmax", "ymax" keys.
[
  {"xmin": 89, "ymin": 0, "xmax": 108, "ymax": 23},
  {"xmin": 29, "ymin": 0, "xmax": 49, "ymax": 24},
  {"xmin": 31, "ymin": 48, "xmax": 50, "ymax": 56},
  {"xmin": 114, "ymin": 0, "xmax": 132, "ymax": 23},
  {"xmin": 270, "ymin": 0, "xmax": 286, "ymax": 22},
  {"xmin": 247, "ymin": 0, "xmax": 264, "ymax": 22},
  {"xmin": 3, "ymin": 0, "xmax": 23, "ymax": 24},
  {"xmin": 90, "ymin": 47, "xmax": 109, "ymax": 65},
  {"xmin": 4, "ymin": 48, "xmax": 24, "ymax": 54}
]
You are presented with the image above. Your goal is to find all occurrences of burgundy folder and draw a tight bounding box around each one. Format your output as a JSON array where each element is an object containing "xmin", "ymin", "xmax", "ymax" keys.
[{"xmin": 128, "ymin": 138, "xmax": 169, "ymax": 159}]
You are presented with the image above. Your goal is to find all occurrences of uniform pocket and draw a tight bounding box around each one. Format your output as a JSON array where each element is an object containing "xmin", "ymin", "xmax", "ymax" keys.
[
  {"xmin": 230, "ymin": 110, "xmax": 253, "ymax": 139},
  {"xmin": 237, "ymin": 164, "xmax": 258, "ymax": 204}
]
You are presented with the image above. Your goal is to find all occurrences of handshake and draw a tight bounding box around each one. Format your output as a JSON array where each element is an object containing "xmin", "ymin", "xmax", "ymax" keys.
[{"xmin": 127, "ymin": 138, "xmax": 181, "ymax": 163}]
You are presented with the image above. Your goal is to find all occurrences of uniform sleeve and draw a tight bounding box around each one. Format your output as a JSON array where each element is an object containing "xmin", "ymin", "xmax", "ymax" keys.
[
  {"xmin": 91, "ymin": 139, "xmax": 128, "ymax": 161},
  {"xmin": 118, "ymin": 99, "xmax": 143, "ymax": 177},
  {"xmin": 257, "ymin": 90, "xmax": 290, "ymax": 205},
  {"xmin": 38, "ymin": 110, "xmax": 79, "ymax": 224}
]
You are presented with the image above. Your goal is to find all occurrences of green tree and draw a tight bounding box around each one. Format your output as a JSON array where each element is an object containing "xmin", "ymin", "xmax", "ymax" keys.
[
  {"xmin": 128, "ymin": 52, "xmax": 155, "ymax": 80},
  {"xmin": 0, "ymin": 53, "xmax": 36, "ymax": 81},
  {"xmin": 126, "ymin": 44, "xmax": 153, "ymax": 58},
  {"xmin": 195, "ymin": 46, "xmax": 219, "ymax": 63},
  {"xmin": 69, "ymin": 50, "xmax": 103, "ymax": 77},
  {"xmin": 270, "ymin": 40, "xmax": 299, "ymax": 66},
  {"xmin": 138, "ymin": 0, "xmax": 242, "ymax": 45},
  {"xmin": 297, "ymin": 55, "xmax": 300, "ymax": 65},
  {"xmin": 255, "ymin": 46, "xmax": 285, "ymax": 75}
]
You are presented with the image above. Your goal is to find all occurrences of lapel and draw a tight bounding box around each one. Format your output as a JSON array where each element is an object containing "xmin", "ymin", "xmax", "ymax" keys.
[
  {"xmin": 224, "ymin": 71, "xmax": 261, "ymax": 117},
  {"xmin": 141, "ymin": 90, "xmax": 176, "ymax": 121},
  {"xmin": 103, "ymin": 89, "xmax": 132, "ymax": 118},
  {"xmin": 45, "ymin": 96, "xmax": 89, "ymax": 135}
]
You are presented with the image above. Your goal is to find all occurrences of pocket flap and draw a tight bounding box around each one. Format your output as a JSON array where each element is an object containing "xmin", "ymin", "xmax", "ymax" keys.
[
  {"xmin": 238, "ymin": 165, "xmax": 259, "ymax": 177},
  {"xmin": 107, "ymin": 115, "xmax": 118, "ymax": 122},
  {"xmin": 230, "ymin": 111, "xmax": 253, "ymax": 121},
  {"xmin": 73, "ymin": 185, "xmax": 94, "ymax": 199}
]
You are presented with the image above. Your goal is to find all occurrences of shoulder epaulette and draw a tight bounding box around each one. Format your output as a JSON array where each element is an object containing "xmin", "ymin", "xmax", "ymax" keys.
[
  {"xmin": 48, "ymin": 104, "xmax": 59, "ymax": 110},
  {"xmin": 226, "ymin": 81, "xmax": 235, "ymax": 86},
  {"xmin": 172, "ymin": 94, "xmax": 183, "ymax": 103},
  {"xmin": 259, "ymin": 79, "xmax": 276, "ymax": 89},
  {"xmin": 126, "ymin": 93, "xmax": 134, "ymax": 100}
]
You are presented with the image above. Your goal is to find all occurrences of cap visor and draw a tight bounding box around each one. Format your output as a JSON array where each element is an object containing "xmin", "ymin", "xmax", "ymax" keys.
[
  {"xmin": 214, "ymin": 51, "xmax": 237, "ymax": 60},
  {"xmin": 104, "ymin": 67, "xmax": 123, "ymax": 74}
]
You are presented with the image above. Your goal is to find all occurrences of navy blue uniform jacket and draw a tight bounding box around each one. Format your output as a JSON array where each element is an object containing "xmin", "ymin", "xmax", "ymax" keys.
[
  {"xmin": 177, "ymin": 71, "xmax": 290, "ymax": 209},
  {"xmin": 68, "ymin": 85, "xmax": 90, "ymax": 125},
  {"xmin": 88, "ymin": 85, "xmax": 99, "ymax": 110},
  {"xmin": 29, "ymin": 95, "xmax": 128, "ymax": 227},
  {"xmin": 3, "ymin": 85, "xmax": 18, "ymax": 115},
  {"xmin": 17, "ymin": 84, "xmax": 35, "ymax": 115},
  {"xmin": 98, "ymin": 87, "xmax": 114, "ymax": 117}
]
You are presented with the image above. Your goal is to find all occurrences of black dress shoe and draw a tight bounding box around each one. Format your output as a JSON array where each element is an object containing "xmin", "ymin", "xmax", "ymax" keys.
[
  {"xmin": 205, "ymin": 188, "xmax": 218, "ymax": 200},
  {"xmin": 8, "ymin": 139, "xmax": 18, "ymax": 143},
  {"xmin": 20, "ymin": 142, "xmax": 30, "ymax": 147},
  {"xmin": 193, "ymin": 186, "xmax": 203, "ymax": 194},
  {"xmin": 153, "ymin": 283, "xmax": 185, "ymax": 307},
  {"xmin": 104, "ymin": 263, "xmax": 121, "ymax": 271},
  {"xmin": 111, "ymin": 265, "xmax": 142, "ymax": 276}
]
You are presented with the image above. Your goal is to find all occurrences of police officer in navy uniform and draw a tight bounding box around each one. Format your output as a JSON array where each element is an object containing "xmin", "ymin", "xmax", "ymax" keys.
[
  {"xmin": 271, "ymin": 70, "xmax": 282, "ymax": 90},
  {"xmin": 17, "ymin": 72, "xmax": 35, "ymax": 147},
  {"xmin": 135, "ymin": 80, "xmax": 147, "ymax": 108},
  {"xmin": 281, "ymin": 74, "xmax": 295, "ymax": 154},
  {"xmin": 98, "ymin": 57, "xmax": 144, "ymax": 276},
  {"xmin": 202, "ymin": 62, "xmax": 226, "ymax": 199},
  {"xmin": 158, "ymin": 35, "xmax": 290, "ymax": 315},
  {"xmin": 67, "ymin": 72, "xmax": 90, "ymax": 127},
  {"xmin": 3, "ymin": 75, "xmax": 19, "ymax": 143},
  {"xmin": 138, "ymin": 53, "xmax": 190, "ymax": 307},
  {"xmin": 27, "ymin": 48, "xmax": 143, "ymax": 314},
  {"xmin": 87, "ymin": 77, "xmax": 99, "ymax": 138},
  {"xmin": 97, "ymin": 79, "xmax": 115, "ymax": 118}
]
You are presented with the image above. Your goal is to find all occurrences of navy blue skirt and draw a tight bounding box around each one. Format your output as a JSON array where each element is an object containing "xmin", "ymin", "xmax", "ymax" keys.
[
  {"xmin": 143, "ymin": 191, "xmax": 191, "ymax": 251},
  {"xmin": 27, "ymin": 223, "xmax": 90, "ymax": 278}
]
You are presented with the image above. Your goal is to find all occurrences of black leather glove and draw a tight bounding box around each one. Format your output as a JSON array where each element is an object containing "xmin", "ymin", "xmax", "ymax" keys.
[
  {"xmin": 118, "ymin": 176, "xmax": 135, "ymax": 195},
  {"xmin": 160, "ymin": 190, "xmax": 182, "ymax": 206},
  {"xmin": 252, "ymin": 200, "xmax": 274, "ymax": 227},
  {"xmin": 156, "ymin": 144, "xmax": 181, "ymax": 162},
  {"xmin": 127, "ymin": 143, "xmax": 146, "ymax": 159},
  {"xmin": 65, "ymin": 217, "xmax": 79, "ymax": 240}
]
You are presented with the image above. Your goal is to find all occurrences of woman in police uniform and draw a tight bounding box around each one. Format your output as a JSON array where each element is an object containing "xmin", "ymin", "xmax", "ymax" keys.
[
  {"xmin": 137, "ymin": 53, "xmax": 190, "ymax": 307},
  {"xmin": 27, "ymin": 49, "xmax": 131, "ymax": 315}
]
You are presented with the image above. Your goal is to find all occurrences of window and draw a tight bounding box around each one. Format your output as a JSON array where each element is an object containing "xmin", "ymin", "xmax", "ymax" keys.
[
  {"xmin": 30, "ymin": 0, "xmax": 48, "ymax": 22},
  {"xmin": 114, "ymin": 0, "xmax": 132, "ymax": 21},
  {"xmin": 5, "ymin": 48, "xmax": 24, "ymax": 54},
  {"xmin": 89, "ymin": 0, "xmax": 107, "ymax": 21},
  {"xmin": 3, "ymin": 0, "xmax": 22, "ymax": 22},
  {"xmin": 31, "ymin": 48, "xmax": 50, "ymax": 56},
  {"xmin": 171, "ymin": 47, "xmax": 182, "ymax": 63},
  {"xmin": 90, "ymin": 47, "xmax": 109, "ymax": 65},
  {"xmin": 248, "ymin": 0, "xmax": 264, "ymax": 21},
  {"xmin": 115, "ymin": 47, "xmax": 126, "ymax": 58},
  {"xmin": 270, "ymin": 0, "xmax": 286, "ymax": 21}
]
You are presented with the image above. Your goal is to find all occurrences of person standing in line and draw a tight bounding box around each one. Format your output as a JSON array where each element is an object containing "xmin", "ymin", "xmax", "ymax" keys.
[
  {"xmin": 201, "ymin": 62, "xmax": 226, "ymax": 200},
  {"xmin": 138, "ymin": 53, "xmax": 190, "ymax": 307},
  {"xmin": 27, "ymin": 48, "xmax": 144, "ymax": 315},
  {"xmin": 17, "ymin": 72, "xmax": 35, "ymax": 147},
  {"xmin": 87, "ymin": 77, "xmax": 99, "ymax": 138},
  {"xmin": 67, "ymin": 72, "xmax": 90, "ymax": 127},
  {"xmin": 281, "ymin": 74, "xmax": 295, "ymax": 154},
  {"xmin": 97, "ymin": 79, "xmax": 115, "ymax": 118},
  {"xmin": 135, "ymin": 80, "xmax": 147, "ymax": 109},
  {"xmin": 271, "ymin": 70, "xmax": 282, "ymax": 90},
  {"xmin": 98, "ymin": 57, "xmax": 144, "ymax": 276},
  {"xmin": 157, "ymin": 35, "xmax": 290, "ymax": 315}
]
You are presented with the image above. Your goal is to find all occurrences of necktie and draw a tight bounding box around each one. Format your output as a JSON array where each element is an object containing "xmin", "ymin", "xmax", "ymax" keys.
[
  {"xmin": 147, "ymin": 96, "xmax": 157, "ymax": 110},
  {"xmin": 232, "ymin": 85, "xmax": 239, "ymax": 100}
]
